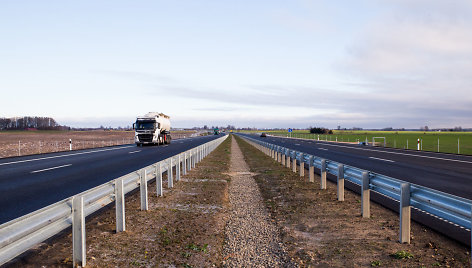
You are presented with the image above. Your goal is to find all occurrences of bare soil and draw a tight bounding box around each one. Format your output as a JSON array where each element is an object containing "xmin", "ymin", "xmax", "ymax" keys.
[
  {"xmin": 235, "ymin": 136, "xmax": 470, "ymax": 268},
  {"xmin": 6, "ymin": 135, "xmax": 231, "ymax": 268},
  {"xmin": 0, "ymin": 130, "xmax": 195, "ymax": 158}
]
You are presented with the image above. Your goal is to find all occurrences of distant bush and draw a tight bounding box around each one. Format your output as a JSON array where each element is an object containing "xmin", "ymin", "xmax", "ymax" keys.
[{"xmin": 309, "ymin": 127, "xmax": 333, "ymax": 134}]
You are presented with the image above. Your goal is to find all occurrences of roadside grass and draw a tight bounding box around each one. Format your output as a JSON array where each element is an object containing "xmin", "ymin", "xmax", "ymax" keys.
[
  {"xmin": 7, "ymin": 136, "xmax": 232, "ymax": 267},
  {"xmin": 234, "ymin": 135, "xmax": 470, "ymax": 267},
  {"xmin": 240, "ymin": 130, "xmax": 472, "ymax": 155}
]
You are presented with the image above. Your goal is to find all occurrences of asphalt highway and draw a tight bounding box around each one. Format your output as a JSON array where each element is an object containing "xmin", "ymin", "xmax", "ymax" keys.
[
  {"xmin": 238, "ymin": 133, "xmax": 472, "ymax": 200},
  {"xmin": 0, "ymin": 135, "xmax": 223, "ymax": 224}
]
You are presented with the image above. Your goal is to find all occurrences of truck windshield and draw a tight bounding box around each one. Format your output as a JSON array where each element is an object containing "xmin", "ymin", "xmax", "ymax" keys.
[{"xmin": 136, "ymin": 121, "xmax": 155, "ymax": 130}]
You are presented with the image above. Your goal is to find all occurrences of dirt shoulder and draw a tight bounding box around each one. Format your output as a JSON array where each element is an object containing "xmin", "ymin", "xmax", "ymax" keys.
[
  {"xmin": 7, "ymin": 135, "xmax": 231, "ymax": 267},
  {"xmin": 234, "ymin": 135, "xmax": 470, "ymax": 267}
]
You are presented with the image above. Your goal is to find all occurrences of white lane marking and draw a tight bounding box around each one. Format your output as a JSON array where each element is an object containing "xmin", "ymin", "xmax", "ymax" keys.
[
  {"xmin": 128, "ymin": 150, "xmax": 141, "ymax": 154},
  {"xmin": 295, "ymin": 144, "xmax": 301, "ymax": 146},
  {"xmin": 369, "ymin": 157, "xmax": 395, "ymax": 163},
  {"xmin": 0, "ymin": 145, "xmax": 135, "ymax": 167},
  {"xmin": 31, "ymin": 164, "xmax": 72, "ymax": 174},
  {"xmin": 319, "ymin": 143, "xmax": 472, "ymax": 164},
  {"xmin": 318, "ymin": 148, "xmax": 328, "ymax": 151}
]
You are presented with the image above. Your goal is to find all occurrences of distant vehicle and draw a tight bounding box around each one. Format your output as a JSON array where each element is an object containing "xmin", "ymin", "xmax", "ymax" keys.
[
  {"xmin": 133, "ymin": 112, "xmax": 171, "ymax": 146},
  {"xmin": 358, "ymin": 141, "xmax": 368, "ymax": 146},
  {"xmin": 214, "ymin": 128, "xmax": 220, "ymax": 135},
  {"xmin": 260, "ymin": 133, "xmax": 267, "ymax": 137}
]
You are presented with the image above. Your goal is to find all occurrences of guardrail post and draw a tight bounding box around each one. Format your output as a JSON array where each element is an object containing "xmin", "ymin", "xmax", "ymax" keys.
[
  {"xmin": 320, "ymin": 159, "xmax": 327, "ymax": 189},
  {"xmin": 72, "ymin": 196, "xmax": 86, "ymax": 268},
  {"xmin": 337, "ymin": 164, "xmax": 344, "ymax": 201},
  {"xmin": 176, "ymin": 154, "xmax": 181, "ymax": 182},
  {"xmin": 140, "ymin": 169, "xmax": 148, "ymax": 210},
  {"xmin": 309, "ymin": 156, "xmax": 314, "ymax": 182},
  {"xmin": 286, "ymin": 153, "xmax": 291, "ymax": 168},
  {"xmin": 168, "ymin": 158, "xmax": 173, "ymax": 188},
  {"xmin": 156, "ymin": 163, "xmax": 163, "ymax": 196},
  {"xmin": 281, "ymin": 150, "xmax": 286, "ymax": 165},
  {"xmin": 197, "ymin": 146, "xmax": 201, "ymax": 163},
  {"xmin": 115, "ymin": 178, "xmax": 125, "ymax": 232},
  {"xmin": 400, "ymin": 183, "xmax": 411, "ymax": 243},
  {"xmin": 192, "ymin": 149, "xmax": 196, "ymax": 168},
  {"xmin": 183, "ymin": 152, "xmax": 187, "ymax": 175},
  {"xmin": 361, "ymin": 171, "xmax": 370, "ymax": 218},
  {"xmin": 299, "ymin": 154, "xmax": 305, "ymax": 177},
  {"xmin": 200, "ymin": 146, "xmax": 203, "ymax": 162},
  {"xmin": 292, "ymin": 154, "xmax": 297, "ymax": 173}
]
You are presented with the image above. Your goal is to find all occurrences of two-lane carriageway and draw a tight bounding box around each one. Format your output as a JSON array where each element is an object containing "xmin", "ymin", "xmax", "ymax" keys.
[
  {"xmin": 0, "ymin": 135, "xmax": 224, "ymax": 224},
  {"xmin": 238, "ymin": 133, "xmax": 472, "ymax": 200}
]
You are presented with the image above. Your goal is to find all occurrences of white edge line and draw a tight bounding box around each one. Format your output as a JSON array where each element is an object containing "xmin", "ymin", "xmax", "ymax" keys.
[{"xmin": 31, "ymin": 164, "xmax": 72, "ymax": 174}]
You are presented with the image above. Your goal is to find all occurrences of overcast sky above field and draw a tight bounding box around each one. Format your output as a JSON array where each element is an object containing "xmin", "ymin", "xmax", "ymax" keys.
[{"xmin": 1, "ymin": 0, "xmax": 471, "ymax": 129}]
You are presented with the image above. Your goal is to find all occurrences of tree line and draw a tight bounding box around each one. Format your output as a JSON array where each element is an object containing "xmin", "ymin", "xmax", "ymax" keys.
[{"xmin": 0, "ymin": 117, "xmax": 68, "ymax": 130}]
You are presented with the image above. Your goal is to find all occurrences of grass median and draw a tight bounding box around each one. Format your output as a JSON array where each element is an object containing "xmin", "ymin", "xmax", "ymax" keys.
[{"xmin": 235, "ymin": 135, "xmax": 470, "ymax": 267}]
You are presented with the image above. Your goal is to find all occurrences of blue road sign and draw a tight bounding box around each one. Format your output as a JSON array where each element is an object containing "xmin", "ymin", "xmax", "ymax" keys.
[{"xmin": 288, "ymin": 128, "xmax": 293, "ymax": 132}]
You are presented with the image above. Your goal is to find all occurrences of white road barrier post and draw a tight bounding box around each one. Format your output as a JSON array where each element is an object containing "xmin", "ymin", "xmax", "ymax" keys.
[
  {"xmin": 176, "ymin": 154, "xmax": 181, "ymax": 182},
  {"xmin": 292, "ymin": 153, "xmax": 297, "ymax": 173},
  {"xmin": 400, "ymin": 183, "xmax": 411, "ymax": 244},
  {"xmin": 140, "ymin": 169, "xmax": 148, "ymax": 211},
  {"xmin": 72, "ymin": 196, "xmax": 86, "ymax": 267},
  {"xmin": 281, "ymin": 149, "xmax": 286, "ymax": 166},
  {"xmin": 362, "ymin": 171, "xmax": 370, "ymax": 218},
  {"xmin": 156, "ymin": 162, "xmax": 163, "ymax": 196},
  {"xmin": 309, "ymin": 156, "xmax": 315, "ymax": 183},
  {"xmin": 115, "ymin": 178, "xmax": 125, "ymax": 232},
  {"xmin": 337, "ymin": 164, "xmax": 344, "ymax": 201},
  {"xmin": 183, "ymin": 152, "xmax": 187, "ymax": 175},
  {"xmin": 299, "ymin": 154, "xmax": 305, "ymax": 177},
  {"xmin": 168, "ymin": 158, "xmax": 173, "ymax": 188},
  {"xmin": 18, "ymin": 141, "xmax": 20, "ymax": 156},
  {"xmin": 417, "ymin": 138, "xmax": 420, "ymax": 150},
  {"xmin": 320, "ymin": 159, "xmax": 327, "ymax": 189},
  {"xmin": 286, "ymin": 153, "xmax": 291, "ymax": 168},
  {"xmin": 70, "ymin": 139, "xmax": 72, "ymax": 151}
]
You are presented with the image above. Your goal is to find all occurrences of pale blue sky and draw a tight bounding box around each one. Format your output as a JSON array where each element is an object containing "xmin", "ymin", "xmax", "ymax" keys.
[{"xmin": 1, "ymin": 0, "xmax": 471, "ymax": 128}]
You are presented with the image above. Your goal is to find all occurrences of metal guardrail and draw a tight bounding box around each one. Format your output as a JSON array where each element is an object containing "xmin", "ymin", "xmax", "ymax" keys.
[
  {"xmin": 239, "ymin": 135, "xmax": 471, "ymax": 252},
  {"xmin": 0, "ymin": 135, "xmax": 228, "ymax": 267}
]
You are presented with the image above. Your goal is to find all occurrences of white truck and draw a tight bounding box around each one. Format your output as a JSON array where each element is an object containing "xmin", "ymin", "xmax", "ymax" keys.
[{"xmin": 133, "ymin": 112, "xmax": 172, "ymax": 146}]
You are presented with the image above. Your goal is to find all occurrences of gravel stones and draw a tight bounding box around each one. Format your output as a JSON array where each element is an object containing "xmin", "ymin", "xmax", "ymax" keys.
[{"xmin": 223, "ymin": 138, "xmax": 295, "ymax": 267}]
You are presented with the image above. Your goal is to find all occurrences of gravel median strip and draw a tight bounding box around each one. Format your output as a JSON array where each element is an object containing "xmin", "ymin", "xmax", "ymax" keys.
[{"xmin": 223, "ymin": 137, "xmax": 295, "ymax": 267}]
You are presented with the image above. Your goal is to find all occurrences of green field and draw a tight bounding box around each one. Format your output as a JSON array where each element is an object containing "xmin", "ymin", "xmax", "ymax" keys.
[{"xmin": 239, "ymin": 130, "xmax": 472, "ymax": 155}]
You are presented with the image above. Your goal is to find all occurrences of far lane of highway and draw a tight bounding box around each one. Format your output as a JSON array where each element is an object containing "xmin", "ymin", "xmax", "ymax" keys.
[{"xmin": 239, "ymin": 133, "xmax": 472, "ymax": 199}]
